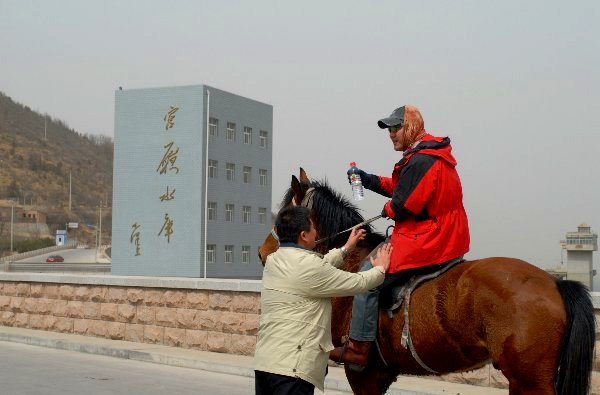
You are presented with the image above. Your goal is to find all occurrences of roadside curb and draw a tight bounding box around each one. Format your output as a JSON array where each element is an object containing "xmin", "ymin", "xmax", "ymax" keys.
[{"xmin": 0, "ymin": 326, "xmax": 506, "ymax": 395}]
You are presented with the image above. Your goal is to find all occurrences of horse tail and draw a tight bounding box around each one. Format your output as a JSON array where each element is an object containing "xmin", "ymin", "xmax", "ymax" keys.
[{"xmin": 555, "ymin": 280, "xmax": 595, "ymax": 395}]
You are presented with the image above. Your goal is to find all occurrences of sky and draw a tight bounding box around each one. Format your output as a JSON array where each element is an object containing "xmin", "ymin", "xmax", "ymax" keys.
[{"xmin": 1, "ymin": 0, "xmax": 599, "ymax": 271}]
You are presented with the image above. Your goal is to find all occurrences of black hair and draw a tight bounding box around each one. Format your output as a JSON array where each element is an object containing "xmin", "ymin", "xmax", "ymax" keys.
[{"xmin": 275, "ymin": 206, "xmax": 311, "ymax": 244}]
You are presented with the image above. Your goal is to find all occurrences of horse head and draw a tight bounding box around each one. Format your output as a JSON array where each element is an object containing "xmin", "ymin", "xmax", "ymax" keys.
[{"xmin": 258, "ymin": 167, "xmax": 380, "ymax": 265}]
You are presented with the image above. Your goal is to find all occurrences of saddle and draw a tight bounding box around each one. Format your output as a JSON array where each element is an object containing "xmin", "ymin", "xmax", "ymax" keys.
[{"xmin": 380, "ymin": 256, "xmax": 464, "ymax": 317}]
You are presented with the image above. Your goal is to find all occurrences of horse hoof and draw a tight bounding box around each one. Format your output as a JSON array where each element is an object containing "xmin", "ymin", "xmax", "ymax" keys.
[{"xmin": 348, "ymin": 363, "xmax": 366, "ymax": 372}]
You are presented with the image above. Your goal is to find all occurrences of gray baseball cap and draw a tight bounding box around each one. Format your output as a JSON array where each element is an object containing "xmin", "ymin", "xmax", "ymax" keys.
[{"xmin": 377, "ymin": 106, "xmax": 405, "ymax": 129}]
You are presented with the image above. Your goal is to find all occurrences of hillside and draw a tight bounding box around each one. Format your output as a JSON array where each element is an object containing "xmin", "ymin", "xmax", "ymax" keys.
[{"xmin": 0, "ymin": 91, "xmax": 113, "ymax": 246}]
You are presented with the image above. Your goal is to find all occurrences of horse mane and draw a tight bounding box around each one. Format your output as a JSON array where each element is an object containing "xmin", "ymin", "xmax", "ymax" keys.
[{"xmin": 279, "ymin": 179, "xmax": 385, "ymax": 253}]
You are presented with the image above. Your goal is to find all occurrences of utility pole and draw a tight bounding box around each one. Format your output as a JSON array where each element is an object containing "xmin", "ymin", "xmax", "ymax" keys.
[
  {"xmin": 69, "ymin": 172, "xmax": 72, "ymax": 211},
  {"xmin": 10, "ymin": 200, "xmax": 14, "ymax": 253},
  {"xmin": 44, "ymin": 115, "xmax": 47, "ymax": 141}
]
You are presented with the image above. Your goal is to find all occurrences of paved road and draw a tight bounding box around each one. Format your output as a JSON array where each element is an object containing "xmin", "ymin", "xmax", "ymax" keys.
[
  {"xmin": 16, "ymin": 248, "xmax": 98, "ymax": 263},
  {"xmin": 0, "ymin": 341, "xmax": 349, "ymax": 395}
]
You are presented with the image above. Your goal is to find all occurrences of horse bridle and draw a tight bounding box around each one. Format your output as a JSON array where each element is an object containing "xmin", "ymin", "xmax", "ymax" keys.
[{"xmin": 270, "ymin": 187, "xmax": 316, "ymax": 245}]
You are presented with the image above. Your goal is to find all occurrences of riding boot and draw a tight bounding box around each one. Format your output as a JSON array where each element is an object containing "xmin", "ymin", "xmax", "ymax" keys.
[{"xmin": 329, "ymin": 339, "xmax": 372, "ymax": 372}]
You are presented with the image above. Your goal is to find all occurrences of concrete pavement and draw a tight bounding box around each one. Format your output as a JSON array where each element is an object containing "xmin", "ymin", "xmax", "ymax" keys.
[{"xmin": 0, "ymin": 326, "xmax": 507, "ymax": 395}]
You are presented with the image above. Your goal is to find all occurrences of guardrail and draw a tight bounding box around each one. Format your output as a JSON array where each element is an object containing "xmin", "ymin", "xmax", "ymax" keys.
[{"xmin": 3, "ymin": 262, "xmax": 111, "ymax": 273}]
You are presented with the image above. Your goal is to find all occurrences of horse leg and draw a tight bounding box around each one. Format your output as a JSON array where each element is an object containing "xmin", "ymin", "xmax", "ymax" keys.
[
  {"xmin": 344, "ymin": 360, "xmax": 400, "ymax": 395},
  {"xmin": 494, "ymin": 331, "xmax": 560, "ymax": 395}
]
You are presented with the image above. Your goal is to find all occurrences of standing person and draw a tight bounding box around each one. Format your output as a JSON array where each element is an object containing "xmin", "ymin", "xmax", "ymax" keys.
[
  {"xmin": 255, "ymin": 205, "xmax": 392, "ymax": 395},
  {"xmin": 329, "ymin": 105, "xmax": 470, "ymax": 370}
]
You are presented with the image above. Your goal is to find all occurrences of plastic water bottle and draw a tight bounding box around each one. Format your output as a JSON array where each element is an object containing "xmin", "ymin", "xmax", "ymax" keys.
[{"xmin": 349, "ymin": 162, "xmax": 365, "ymax": 201}]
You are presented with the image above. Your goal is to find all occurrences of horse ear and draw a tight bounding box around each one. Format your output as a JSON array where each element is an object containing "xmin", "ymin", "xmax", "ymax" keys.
[
  {"xmin": 299, "ymin": 168, "xmax": 310, "ymax": 183},
  {"xmin": 291, "ymin": 175, "xmax": 305, "ymax": 205}
]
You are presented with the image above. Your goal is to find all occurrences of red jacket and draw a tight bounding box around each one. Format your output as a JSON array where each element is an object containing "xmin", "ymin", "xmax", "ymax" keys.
[{"xmin": 368, "ymin": 133, "xmax": 469, "ymax": 273}]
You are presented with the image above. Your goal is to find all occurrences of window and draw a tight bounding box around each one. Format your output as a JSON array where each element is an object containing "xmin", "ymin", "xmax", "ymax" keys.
[
  {"xmin": 209, "ymin": 117, "xmax": 219, "ymax": 136},
  {"xmin": 243, "ymin": 206, "xmax": 251, "ymax": 223},
  {"xmin": 259, "ymin": 169, "xmax": 267, "ymax": 186},
  {"xmin": 225, "ymin": 204, "xmax": 234, "ymax": 222},
  {"xmin": 208, "ymin": 159, "xmax": 218, "ymax": 178},
  {"xmin": 243, "ymin": 166, "xmax": 252, "ymax": 184},
  {"xmin": 258, "ymin": 207, "xmax": 267, "ymax": 225},
  {"xmin": 208, "ymin": 202, "xmax": 217, "ymax": 221},
  {"xmin": 243, "ymin": 127, "xmax": 252, "ymax": 144},
  {"xmin": 225, "ymin": 245, "xmax": 234, "ymax": 263},
  {"xmin": 242, "ymin": 245, "xmax": 251, "ymax": 264},
  {"xmin": 226, "ymin": 163, "xmax": 235, "ymax": 181},
  {"xmin": 259, "ymin": 130, "xmax": 268, "ymax": 148},
  {"xmin": 226, "ymin": 122, "xmax": 236, "ymax": 141},
  {"xmin": 207, "ymin": 244, "xmax": 216, "ymax": 264}
]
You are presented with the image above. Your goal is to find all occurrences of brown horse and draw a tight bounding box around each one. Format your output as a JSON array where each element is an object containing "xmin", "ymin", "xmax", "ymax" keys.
[{"xmin": 258, "ymin": 169, "xmax": 595, "ymax": 395}]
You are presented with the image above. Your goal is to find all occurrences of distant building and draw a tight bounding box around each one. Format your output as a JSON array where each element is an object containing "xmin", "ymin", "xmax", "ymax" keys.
[
  {"xmin": 112, "ymin": 85, "xmax": 272, "ymax": 279},
  {"xmin": 561, "ymin": 223, "xmax": 598, "ymax": 290},
  {"xmin": 0, "ymin": 200, "xmax": 47, "ymax": 224}
]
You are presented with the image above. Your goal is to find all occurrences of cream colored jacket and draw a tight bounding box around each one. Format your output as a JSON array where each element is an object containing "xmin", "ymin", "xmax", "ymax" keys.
[{"xmin": 254, "ymin": 244, "xmax": 384, "ymax": 390}]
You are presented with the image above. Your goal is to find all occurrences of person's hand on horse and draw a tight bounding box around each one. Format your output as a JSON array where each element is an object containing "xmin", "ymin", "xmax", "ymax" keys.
[
  {"xmin": 343, "ymin": 226, "xmax": 367, "ymax": 252},
  {"xmin": 370, "ymin": 243, "xmax": 392, "ymax": 272},
  {"xmin": 346, "ymin": 167, "xmax": 372, "ymax": 188}
]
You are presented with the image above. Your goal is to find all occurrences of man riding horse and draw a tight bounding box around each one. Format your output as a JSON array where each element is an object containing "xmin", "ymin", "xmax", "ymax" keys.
[{"xmin": 329, "ymin": 104, "xmax": 470, "ymax": 370}]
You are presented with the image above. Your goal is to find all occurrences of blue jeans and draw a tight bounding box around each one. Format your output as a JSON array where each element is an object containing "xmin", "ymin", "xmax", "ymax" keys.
[{"xmin": 348, "ymin": 258, "xmax": 405, "ymax": 341}]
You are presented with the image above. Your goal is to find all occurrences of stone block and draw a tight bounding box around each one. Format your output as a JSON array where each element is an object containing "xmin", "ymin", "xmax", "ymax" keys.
[
  {"xmin": 37, "ymin": 298, "xmax": 54, "ymax": 315},
  {"xmin": 164, "ymin": 290, "xmax": 187, "ymax": 308},
  {"xmin": 126, "ymin": 289, "xmax": 145, "ymax": 305},
  {"xmin": 89, "ymin": 286, "xmax": 107, "ymax": 302},
  {"xmin": 135, "ymin": 306, "xmax": 155, "ymax": 324},
  {"xmin": 194, "ymin": 310, "xmax": 216, "ymax": 331},
  {"xmin": 14, "ymin": 313, "xmax": 29, "ymax": 327},
  {"xmin": 106, "ymin": 287, "xmax": 127, "ymax": 303},
  {"xmin": 144, "ymin": 289, "xmax": 165, "ymax": 306},
  {"xmin": 209, "ymin": 292, "xmax": 233, "ymax": 311},
  {"xmin": 206, "ymin": 331, "xmax": 231, "ymax": 353},
  {"xmin": 43, "ymin": 284, "xmax": 59, "ymax": 299},
  {"xmin": 186, "ymin": 290, "xmax": 209, "ymax": 310},
  {"xmin": 21, "ymin": 298, "xmax": 39, "ymax": 314},
  {"xmin": 66, "ymin": 301, "xmax": 85, "ymax": 318},
  {"xmin": 52, "ymin": 299, "xmax": 69, "ymax": 317},
  {"xmin": 107, "ymin": 322, "xmax": 126, "ymax": 339},
  {"xmin": 176, "ymin": 308, "xmax": 197, "ymax": 329},
  {"xmin": 155, "ymin": 307, "xmax": 178, "ymax": 327},
  {"xmin": 489, "ymin": 367, "xmax": 509, "ymax": 388},
  {"xmin": 54, "ymin": 317, "xmax": 74, "ymax": 333},
  {"xmin": 15, "ymin": 283, "xmax": 30, "ymax": 297},
  {"xmin": 125, "ymin": 324, "xmax": 144, "ymax": 342},
  {"xmin": 216, "ymin": 311, "xmax": 247, "ymax": 334},
  {"xmin": 29, "ymin": 314, "xmax": 44, "ymax": 329},
  {"xmin": 144, "ymin": 325, "xmax": 164, "ymax": 344},
  {"xmin": 231, "ymin": 293, "xmax": 260, "ymax": 313},
  {"xmin": 0, "ymin": 295, "xmax": 11, "ymax": 309},
  {"xmin": 73, "ymin": 319, "xmax": 91, "ymax": 335},
  {"xmin": 185, "ymin": 329, "xmax": 208, "ymax": 350},
  {"xmin": 90, "ymin": 321, "xmax": 109, "ymax": 337},
  {"xmin": 73, "ymin": 286, "xmax": 92, "ymax": 301},
  {"xmin": 9, "ymin": 296, "xmax": 24, "ymax": 312},
  {"xmin": 230, "ymin": 334, "xmax": 256, "ymax": 356},
  {"xmin": 82, "ymin": 302, "xmax": 101, "ymax": 319},
  {"xmin": 3, "ymin": 283, "xmax": 17, "ymax": 296},
  {"xmin": 0, "ymin": 311, "xmax": 15, "ymax": 325},
  {"xmin": 41, "ymin": 315, "xmax": 58, "ymax": 330},
  {"xmin": 30, "ymin": 284, "xmax": 44, "ymax": 297},
  {"xmin": 241, "ymin": 314, "xmax": 259, "ymax": 335},
  {"xmin": 100, "ymin": 303, "xmax": 118, "ymax": 321},
  {"xmin": 164, "ymin": 327, "xmax": 186, "ymax": 347},
  {"xmin": 58, "ymin": 285, "xmax": 76, "ymax": 300},
  {"xmin": 117, "ymin": 304, "xmax": 136, "ymax": 322}
]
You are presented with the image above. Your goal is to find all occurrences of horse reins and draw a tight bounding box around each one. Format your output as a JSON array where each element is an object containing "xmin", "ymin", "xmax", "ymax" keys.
[{"xmin": 315, "ymin": 214, "xmax": 383, "ymax": 245}]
